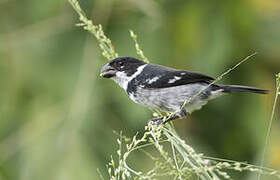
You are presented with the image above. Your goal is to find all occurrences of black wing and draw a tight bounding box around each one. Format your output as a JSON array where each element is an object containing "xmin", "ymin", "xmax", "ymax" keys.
[{"xmin": 136, "ymin": 64, "xmax": 215, "ymax": 89}]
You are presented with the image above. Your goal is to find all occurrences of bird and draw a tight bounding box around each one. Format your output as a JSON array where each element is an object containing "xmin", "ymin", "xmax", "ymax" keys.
[{"xmin": 100, "ymin": 56, "xmax": 268, "ymax": 125}]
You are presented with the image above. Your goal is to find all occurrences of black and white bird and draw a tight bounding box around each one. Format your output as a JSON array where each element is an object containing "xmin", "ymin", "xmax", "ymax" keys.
[{"xmin": 100, "ymin": 56, "xmax": 268, "ymax": 125}]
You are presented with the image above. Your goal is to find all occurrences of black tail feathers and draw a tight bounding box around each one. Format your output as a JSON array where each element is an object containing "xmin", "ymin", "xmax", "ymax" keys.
[{"xmin": 220, "ymin": 85, "xmax": 269, "ymax": 94}]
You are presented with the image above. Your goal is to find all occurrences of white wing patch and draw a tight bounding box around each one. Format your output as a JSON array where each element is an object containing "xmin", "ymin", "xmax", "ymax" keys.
[
  {"xmin": 168, "ymin": 76, "xmax": 181, "ymax": 83},
  {"xmin": 146, "ymin": 76, "xmax": 160, "ymax": 84}
]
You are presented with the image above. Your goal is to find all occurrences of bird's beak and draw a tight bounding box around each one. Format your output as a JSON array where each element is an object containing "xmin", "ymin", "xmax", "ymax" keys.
[{"xmin": 100, "ymin": 63, "xmax": 117, "ymax": 78}]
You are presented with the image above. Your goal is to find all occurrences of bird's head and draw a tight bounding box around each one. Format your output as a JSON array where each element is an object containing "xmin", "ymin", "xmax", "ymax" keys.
[
  {"xmin": 100, "ymin": 57, "xmax": 147, "ymax": 89},
  {"xmin": 100, "ymin": 56, "xmax": 146, "ymax": 78}
]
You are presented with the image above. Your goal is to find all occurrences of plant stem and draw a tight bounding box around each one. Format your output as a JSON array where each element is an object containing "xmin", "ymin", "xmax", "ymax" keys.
[{"xmin": 258, "ymin": 73, "xmax": 280, "ymax": 180}]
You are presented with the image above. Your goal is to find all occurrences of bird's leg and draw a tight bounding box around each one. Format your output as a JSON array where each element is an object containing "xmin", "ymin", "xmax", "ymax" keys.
[
  {"xmin": 163, "ymin": 109, "xmax": 187, "ymax": 124},
  {"xmin": 149, "ymin": 116, "xmax": 164, "ymax": 125},
  {"xmin": 149, "ymin": 109, "xmax": 187, "ymax": 125}
]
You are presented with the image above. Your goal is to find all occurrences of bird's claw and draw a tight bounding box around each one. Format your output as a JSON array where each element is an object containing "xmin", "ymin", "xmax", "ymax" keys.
[{"xmin": 148, "ymin": 117, "xmax": 163, "ymax": 126}]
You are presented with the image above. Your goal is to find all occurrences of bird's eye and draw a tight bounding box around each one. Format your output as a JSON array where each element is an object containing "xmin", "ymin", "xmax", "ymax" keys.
[{"xmin": 118, "ymin": 61, "xmax": 124, "ymax": 67}]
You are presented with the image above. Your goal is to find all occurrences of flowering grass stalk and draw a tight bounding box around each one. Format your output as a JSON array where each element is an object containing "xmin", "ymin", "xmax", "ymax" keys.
[{"xmin": 68, "ymin": 0, "xmax": 118, "ymax": 60}]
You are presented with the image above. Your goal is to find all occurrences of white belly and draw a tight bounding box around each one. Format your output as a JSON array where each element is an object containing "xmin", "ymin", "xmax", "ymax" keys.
[{"xmin": 128, "ymin": 84, "xmax": 223, "ymax": 113}]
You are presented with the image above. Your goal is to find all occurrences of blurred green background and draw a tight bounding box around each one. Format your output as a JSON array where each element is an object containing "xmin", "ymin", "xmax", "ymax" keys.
[{"xmin": 0, "ymin": 0, "xmax": 279, "ymax": 179}]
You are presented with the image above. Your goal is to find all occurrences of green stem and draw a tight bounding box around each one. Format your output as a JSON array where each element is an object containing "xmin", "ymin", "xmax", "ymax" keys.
[{"xmin": 257, "ymin": 73, "xmax": 280, "ymax": 180}]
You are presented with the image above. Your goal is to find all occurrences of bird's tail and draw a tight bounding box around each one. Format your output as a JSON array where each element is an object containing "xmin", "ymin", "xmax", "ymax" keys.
[{"xmin": 219, "ymin": 85, "xmax": 269, "ymax": 94}]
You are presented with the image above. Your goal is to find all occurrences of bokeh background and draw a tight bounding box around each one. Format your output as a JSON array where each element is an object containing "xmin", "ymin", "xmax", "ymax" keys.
[{"xmin": 0, "ymin": 0, "xmax": 280, "ymax": 179}]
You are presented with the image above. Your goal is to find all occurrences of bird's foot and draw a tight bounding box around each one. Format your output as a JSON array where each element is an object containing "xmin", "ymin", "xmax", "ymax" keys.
[
  {"xmin": 148, "ymin": 109, "xmax": 187, "ymax": 126},
  {"xmin": 148, "ymin": 114, "xmax": 178, "ymax": 125},
  {"xmin": 148, "ymin": 117, "xmax": 164, "ymax": 126}
]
